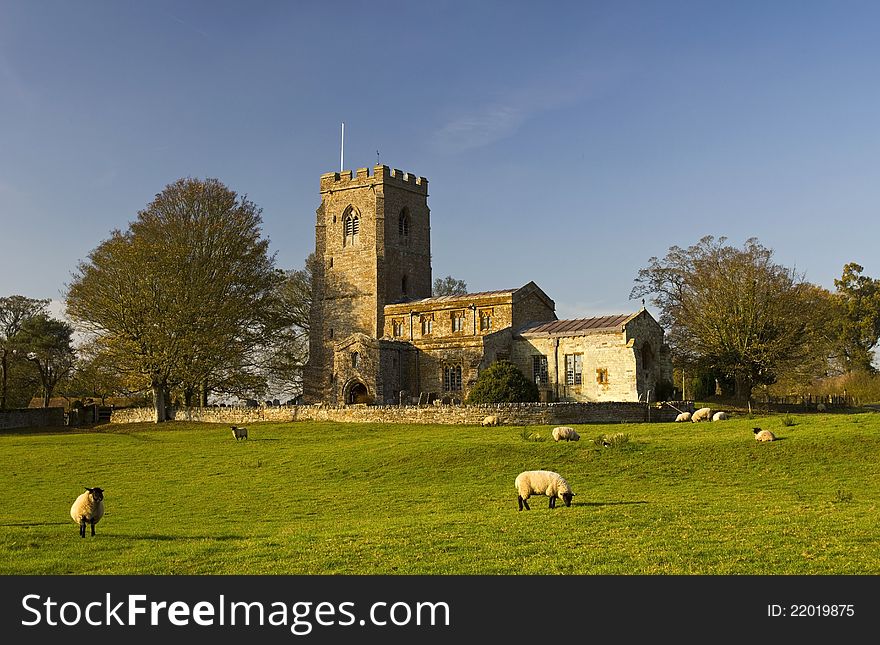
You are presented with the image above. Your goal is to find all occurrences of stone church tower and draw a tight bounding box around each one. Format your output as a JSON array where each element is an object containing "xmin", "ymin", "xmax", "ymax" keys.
[{"xmin": 303, "ymin": 165, "xmax": 431, "ymax": 404}]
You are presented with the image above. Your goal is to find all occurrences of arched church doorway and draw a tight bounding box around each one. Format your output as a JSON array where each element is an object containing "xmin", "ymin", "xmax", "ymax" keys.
[{"xmin": 345, "ymin": 381, "xmax": 370, "ymax": 404}]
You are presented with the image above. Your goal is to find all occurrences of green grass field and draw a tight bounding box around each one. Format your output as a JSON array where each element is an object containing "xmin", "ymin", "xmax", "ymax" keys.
[{"xmin": 2, "ymin": 412, "xmax": 879, "ymax": 575}]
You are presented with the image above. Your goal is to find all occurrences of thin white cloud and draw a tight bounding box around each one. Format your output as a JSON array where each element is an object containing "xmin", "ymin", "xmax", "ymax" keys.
[{"xmin": 429, "ymin": 68, "xmax": 619, "ymax": 155}]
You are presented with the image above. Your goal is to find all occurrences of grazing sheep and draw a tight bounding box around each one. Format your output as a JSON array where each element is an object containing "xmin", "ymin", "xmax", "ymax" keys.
[
  {"xmin": 70, "ymin": 487, "xmax": 104, "ymax": 538},
  {"xmin": 691, "ymin": 407, "xmax": 712, "ymax": 422},
  {"xmin": 231, "ymin": 426, "xmax": 248, "ymax": 440},
  {"xmin": 515, "ymin": 470, "xmax": 574, "ymax": 511},
  {"xmin": 481, "ymin": 415, "xmax": 500, "ymax": 427},
  {"xmin": 712, "ymin": 411, "xmax": 729, "ymax": 421},
  {"xmin": 753, "ymin": 427, "xmax": 776, "ymax": 442},
  {"xmin": 552, "ymin": 426, "xmax": 580, "ymax": 442},
  {"xmin": 675, "ymin": 411, "xmax": 692, "ymax": 422},
  {"xmin": 817, "ymin": 403, "xmax": 826, "ymax": 412}
]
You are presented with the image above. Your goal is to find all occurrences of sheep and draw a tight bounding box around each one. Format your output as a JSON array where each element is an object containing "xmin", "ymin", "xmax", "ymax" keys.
[
  {"xmin": 753, "ymin": 427, "xmax": 776, "ymax": 442},
  {"xmin": 691, "ymin": 407, "xmax": 712, "ymax": 422},
  {"xmin": 514, "ymin": 470, "xmax": 574, "ymax": 511},
  {"xmin": 675, "ymin": 411, "xmax": 692, "ymax": 422},
  {"xmin": 552, "ymin": 426, "xmax": 580, "ymax": 442},
  {"xmin": 70, "ymin": 487, "xmax": 104, "ymax": 538},
  {"xmin": 481, "ymin": 415, "xmax": 500, "ymax": 427},
  {"xmin": 712, "ymin": 411, "xmax": 729, "ymax": 421},
  {"xmin": 231, "ymin": 426, "xmax": 248, "ymax": 440}
]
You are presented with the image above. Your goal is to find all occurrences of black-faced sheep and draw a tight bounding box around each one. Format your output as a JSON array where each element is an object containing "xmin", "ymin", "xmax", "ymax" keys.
[
  {"xmin": 70, "ymin": 487, "xmax": 104, "ymax": 538},
  {"xmin": 552, "ymin": 426, "xmax": 580, "ymax": 442},
  {"xmin": 481, "ymin": 415, "xmax": 500, "ymax": 427},
  {"xmin": 691, "ymin": 407, "xmax": 712, "ymax": 422},
  {"xmin": 231, "ymin": 426, "xmax": 248, "ymax": 440},
  {"xmin": 514, "ymin": 470, "xmax": 574, "ymax": 511},
  {"xmin": 753, "ymin": 427, "xmax": 776, "ymax": 442}
]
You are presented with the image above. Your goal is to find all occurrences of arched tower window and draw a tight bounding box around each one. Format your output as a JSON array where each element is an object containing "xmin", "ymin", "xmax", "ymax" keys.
[
  {"xmin": 343, "ymin": 209, "xmax": 359, "ymax": 247},
  {"xmin": 398, "ymin": 208, "xmax": 410, "ymax": 244},
  {"xmin": 641, "ymin": 343, "xmax": 655, "ymax": 371}
]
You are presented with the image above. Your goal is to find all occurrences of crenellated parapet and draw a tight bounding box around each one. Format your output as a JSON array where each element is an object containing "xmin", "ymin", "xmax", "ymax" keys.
[{"xmin": 320, "ymin": 164, "xmax": 428, "ymax": 194}]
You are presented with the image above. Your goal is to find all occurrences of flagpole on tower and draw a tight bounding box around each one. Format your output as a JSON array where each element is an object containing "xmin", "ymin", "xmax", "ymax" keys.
[{"xmin": 340, "ymin": 122, "xmax": 345, "ymax": 172}]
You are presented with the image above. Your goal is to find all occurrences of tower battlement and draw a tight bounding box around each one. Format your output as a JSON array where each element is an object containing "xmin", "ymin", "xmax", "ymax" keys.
[{"xmin": 320, "ymin": 165, "xmax": 428, "ymax": 194}]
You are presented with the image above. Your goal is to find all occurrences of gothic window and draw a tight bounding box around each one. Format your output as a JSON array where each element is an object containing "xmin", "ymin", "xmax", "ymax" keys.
[
  {"xmin": 597, "ymin": 368, "xmax": 609, "ymax": 385},
  {"xmin": 443, "ymin": 364, "xmax": 462, "ymax": 392},
  {"xmin": 392, "ymin": 319, "xmax": 404, "ymax": 338},
  {"xmin": 398, "ymin": 209, "xmax": 410, "ymax": 244},
  {"xmin": 420, "ymin": 314, "xmax": 434, "ymax": 336},
  {"xmin": 351, "ymin": 352, "xmax": 360, "ymax": 368},
  {"xmin": 565, "ymin": 354, "xmax": 583, "ymax": 385},
  {"xmin": 451, "ymin": 311, "xmax": 464, "ymax": 333},
  {"xmin": 532, "ymin": 355, "xmax": 548, "ymax": 385},
  {"xmin": 479, "ymin": 308, "xmax": 493, "ymax": 332},
  {"xmin": 343, "ymin": 211, "xmax": 359, "ymax": 247}
]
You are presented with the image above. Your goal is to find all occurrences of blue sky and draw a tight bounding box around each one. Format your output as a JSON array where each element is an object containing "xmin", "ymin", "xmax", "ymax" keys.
[{"xmin": 2, "ymin": 0, "xmax": 879, "ymax": 323}]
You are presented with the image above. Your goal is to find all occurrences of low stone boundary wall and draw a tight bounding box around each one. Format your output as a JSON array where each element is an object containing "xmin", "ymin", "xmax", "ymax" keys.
[
  {"xmin": 111, "ymin": 401, "xmax": 692, "ymax": 426},
  {"xmin": 0, "ymin": 407, "xmax": 65, "ymax": 430}
]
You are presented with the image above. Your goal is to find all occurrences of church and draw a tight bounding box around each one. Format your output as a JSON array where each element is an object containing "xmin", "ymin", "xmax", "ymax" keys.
[{"xmin": 303, "ymin": 165, "xmax": 672, "ymax": 406}]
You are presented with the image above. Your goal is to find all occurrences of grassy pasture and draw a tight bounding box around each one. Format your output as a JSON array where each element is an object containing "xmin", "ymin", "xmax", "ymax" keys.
[{"xmin": 1, "ymin": 412, "xmax": 878, "ymax": 575}]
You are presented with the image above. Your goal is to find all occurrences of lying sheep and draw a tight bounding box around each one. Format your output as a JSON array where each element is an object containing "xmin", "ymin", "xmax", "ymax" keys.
[
  {"xmin": 514, "ymin": 470, "xmax": 574, "ymax": 511},
  {"xmin": 712, "ymin": 411, "xmax": 729, "ymax": 421},
  {"xmin": 691, "ymin": 407, "xmax": 712, "ymax": 422},
  {"xmin": 70, "ymin": 487, "xmax": 104, "ymax": 538},
  {"xmin": 753, "ymin": 427, "xmax": 776, "ymax": 442},
  {"xmin": 231, "ymin": 426, "xmax": 248, "ymax": 440},
  {"xmin": 675, "ymin": 411, "xmax": 692, "ymax": 422},
  {"xmin": 552, "ymin": 426, "xmax": 580, "ymax": 442},
  {"xmin": 481, "ymin": 415, "xmax": 500, "ymax": 427}
]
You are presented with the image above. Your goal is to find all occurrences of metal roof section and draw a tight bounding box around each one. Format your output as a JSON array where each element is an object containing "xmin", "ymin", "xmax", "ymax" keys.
[{"xmin": 518, "ymin": 312, "xmax": 641, "ymax": 337}]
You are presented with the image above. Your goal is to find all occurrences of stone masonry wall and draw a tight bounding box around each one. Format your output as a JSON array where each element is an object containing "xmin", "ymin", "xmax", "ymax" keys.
[
  {"xmin": 111, "ymin": 401, "xmax": 692, "ymax": 426},
  {"xmin": 0, "ymin": 407, "xmax": 65, "ymax": 430}
]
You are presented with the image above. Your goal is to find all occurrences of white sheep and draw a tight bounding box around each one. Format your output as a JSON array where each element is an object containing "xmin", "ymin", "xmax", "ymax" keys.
[
  {"xmin": 514, "ymin": 470, "xmax": 574, "ymax": 511},
  {"xmin": 712, "ymin": 411, "xmax": 729, "ymax": 421},
  {"xmin": 753, "ymin": 427, "xmax": 776, "ymax": 442},
  {"xmin": 691, "ymin": 407, "xmax": 712, "ymax": 422},
  {"xmin": 70, "ymin": 487, "xmax": 104, "ymax": 538},
  {"xmin": 675, "ymin": 411, "xmax": 692, "ymax": 422},
  {"xmin": 231, "ymin": 426, "xmax": 248, "ymax": 440},
  {"xmin": 552, "ymin": 426, "xmax": 580, "ymax": 442},
  {"xmin": 481, "ymin": 415, "xmax": 500, "ymax": 427}
]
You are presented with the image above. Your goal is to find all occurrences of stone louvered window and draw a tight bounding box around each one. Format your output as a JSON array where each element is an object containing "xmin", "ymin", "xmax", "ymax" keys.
[
  {"xmin": 343, "ymin": 212, "xmax": 359, "ymax": 247},
  {"xmin": 443, "ymin": 364, "xmax": 462, "ymax": 392},
  {"xmin": 532, "ymin": 355, "xmax": 548, "ymax": 385},
  {"xmin": 351, "ymin": 352, "xmax": 360, "ymax": 368},
  {"xmin": 565, "ymin": 354, "xmax": 583, "ymax": 385},
  {"xmin": 398, "ymin": 209, "xmax": 410, "ymax": 244},
  {"xmin": 420, "ymin": 314, "xmax": 434, "ymax": 336}
]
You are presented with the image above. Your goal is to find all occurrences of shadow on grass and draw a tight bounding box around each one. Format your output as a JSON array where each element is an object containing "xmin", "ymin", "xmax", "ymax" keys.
[
  {"xmin": 123, "ymin": 534, "xmax": 246, "ymax": 541},
  {"xmin": 576, "ymin": 500, "xmax": 649, "ymax": 507},
  {"xmin": 0, "ymin": 521, "xmax": 69, "ymax": 527}
]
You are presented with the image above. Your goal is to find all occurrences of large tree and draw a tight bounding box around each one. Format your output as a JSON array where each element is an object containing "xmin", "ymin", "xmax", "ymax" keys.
[
  {"xmin": 15, "ymin": 314, "xmax": 76, "ymax": 407},
  {"xmin": 263, "ymin": 252, "xmax": 317, "ymax": 398},
  {"xmin": 0, "ymin": 295, "xmax": 49, "ymax": 409},
  {"xmin": 66, "ymin": 177, "xmax": 280, "ymax": 421},
  {"xmin": 433, "ymin": 275, "xmax": 468, "ymax": 297},
  {"xmin": 832, "ymin": 262, "xmax": 880, "ymax": 373},
  {"xmin": 631, "ymin": 236, "xmax": 830, "ymax": 400}
]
